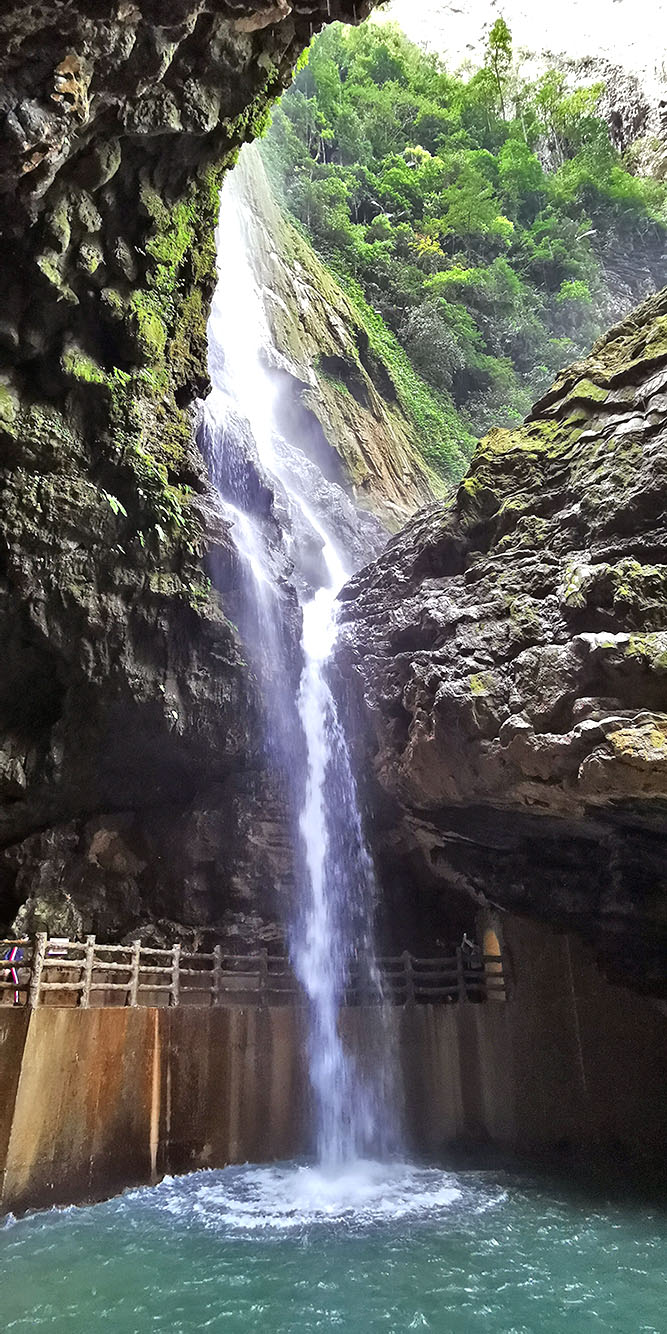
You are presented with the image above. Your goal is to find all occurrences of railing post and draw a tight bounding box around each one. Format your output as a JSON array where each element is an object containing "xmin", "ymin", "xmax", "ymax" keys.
[
  {"xmin": 128, "ymin": 939, "xmax": 141, "ymax": 1007},
  {"xmin": 28, "ymin": 933, "xmax": 47, "ymax": 1009},
  {"xmin": 402, "ymin": 950, "xmax": 415, "ymax": 1007},
  {"xmin": 456, "ymin": 946, "xmax": 468, "ymax": 1004},
  {"xmin": 80, "ymin": 934, "xmax": 96, "ymax": 1008},
  {"xmin": 212, "ymin": 944, "xmax": 222, "ymax": 1007},
  {"xmin": 170, "ymin": 943, "xmax": 181, "ymax": 1007},
  {"xmin": 259, "ymin": 948, "xmax": 268, "ymax": 1007}
]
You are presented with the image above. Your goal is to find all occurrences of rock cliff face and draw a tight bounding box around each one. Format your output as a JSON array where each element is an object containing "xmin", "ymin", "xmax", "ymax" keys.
[
  {"xmin": 233, "ymin": 146, "xmax": 440, "ymax": 528},
  {"xmin": 0, "ymin": 0, "xmax": 373, "ymax": 944},
  {"xmin": 339, "ymin": 289, "xmax": 667, "ymax": 993},
  {"xmin": 3, "ymin": 2, "xmax": 666, "ymax": 989}
]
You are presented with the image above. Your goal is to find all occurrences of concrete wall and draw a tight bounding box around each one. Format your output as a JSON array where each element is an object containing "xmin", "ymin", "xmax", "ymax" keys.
[
  {"xmin": 0, "ymin": 917, "xmax": 665, "ymax": 1214},
  {"xmin": 398, "ymin": 917, "xmax": 667, "ymax": 1165},
  {"xmin": 0, "ymin": 1005, "xmax": 310, "ymax": 1214}
]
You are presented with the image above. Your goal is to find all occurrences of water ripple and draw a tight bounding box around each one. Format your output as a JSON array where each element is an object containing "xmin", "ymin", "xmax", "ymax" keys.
[{"xmin": 1, "ymin": 1162, "xmax": 665, "ymax": 1334}]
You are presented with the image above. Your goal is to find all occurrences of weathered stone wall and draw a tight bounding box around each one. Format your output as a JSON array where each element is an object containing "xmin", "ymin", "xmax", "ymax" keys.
[
  {"xmin": 339, "ymin": 288, "xmax": 667, "ymax": 993},
  {"xmin": 2, "ymin": 915, "xmax": 665, "ymax": 1214}
]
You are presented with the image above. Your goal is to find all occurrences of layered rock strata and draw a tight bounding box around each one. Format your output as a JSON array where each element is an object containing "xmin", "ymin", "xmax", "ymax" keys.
[{"xmin": 339, "ymin": 289, "xmax": 667, "ymax": 993}]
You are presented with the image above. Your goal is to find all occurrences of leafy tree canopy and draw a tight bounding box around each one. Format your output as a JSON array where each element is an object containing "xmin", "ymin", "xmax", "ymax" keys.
[{"xmin": 261, "ymin": 20, "xmax": 667, "ymax": 477}]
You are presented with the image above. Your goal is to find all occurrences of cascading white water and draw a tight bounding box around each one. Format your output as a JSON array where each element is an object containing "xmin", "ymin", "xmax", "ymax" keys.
[
  {"xmin": 294, "ymin": 528, "xmax": 389, "ymax": 1165},
  {"xmin": 202, "ymin": 155, "xmax": 398, "ymax": 1166}
]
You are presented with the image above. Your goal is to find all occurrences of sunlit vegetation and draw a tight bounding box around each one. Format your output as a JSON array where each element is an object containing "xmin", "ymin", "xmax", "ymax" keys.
[{"xmin": 261, "ymin": 19, "xmax": 667, "ymax": 476}]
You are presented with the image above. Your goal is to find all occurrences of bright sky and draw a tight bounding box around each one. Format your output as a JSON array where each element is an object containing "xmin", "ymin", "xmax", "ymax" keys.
[{"xmin": 379, "ymin": 0, "xmax": 667, "ymax": 95}]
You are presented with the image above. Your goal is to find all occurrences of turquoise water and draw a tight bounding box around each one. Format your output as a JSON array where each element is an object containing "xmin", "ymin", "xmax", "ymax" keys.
[{"xmin": 2, "ymin": 1160, "xmax": 665, "ymax": 1333}]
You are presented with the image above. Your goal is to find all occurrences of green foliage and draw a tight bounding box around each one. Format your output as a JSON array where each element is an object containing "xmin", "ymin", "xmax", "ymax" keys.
[
  {"xmin": 61, "ymin": 345, "xmax": 107, "ymax": 386},
  {"xmin": 485, "ymin": 18, "xmax": 513, "ymax": 119},
  {"xmin": 261, "ymin": 19, "xmax": 667, "ymax": 463},
  {"xmin": 101, "ymin": 490, "xmax": 128, "ymax": 518},
  {"xmin": 557, "ymin": 279, "xmax": 592, "ymax": 304},
  {"xmin": 343, "ymin": 275, "xmax": 474, "ymax": 474}
]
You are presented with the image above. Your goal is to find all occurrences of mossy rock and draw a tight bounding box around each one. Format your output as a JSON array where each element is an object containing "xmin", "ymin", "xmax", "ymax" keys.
[
  {"xmin": 457, "ymin": 475, "xmax": 499, "ymax": 526},
  {"xmin": 0, "ymin": 378, "xmax": 18, "ymax": 428},
  {"xmin": 468, "ymin": 672, "xmax": 495, "ymax": 696},
  {"xmin": 564, "ymin": 377, "xmax": 609, "ymax": 406},
  {"xmin": 128, "ymin": 294, "xmax": 167, "ymax": 362},
  {"xmin": 61, "ymin": 342, "xmax": 107, "ymax": 387},
  {"xmin": 625, "ymin": 634, "xmax": 667, "ymax": 672},
  {"xmin": 607, "ymin": 721, "xmax": 667, "ymax": 766}
]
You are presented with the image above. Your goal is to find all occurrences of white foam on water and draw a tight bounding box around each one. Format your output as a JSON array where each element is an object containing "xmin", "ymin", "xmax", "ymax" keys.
[{"xmin": 130, "ymin": 1161, "xmax": 463, "ymax": 1234}]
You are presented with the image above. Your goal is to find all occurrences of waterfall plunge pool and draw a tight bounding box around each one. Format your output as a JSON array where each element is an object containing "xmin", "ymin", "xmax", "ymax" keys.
[
  {"xmin": 20, "ymin": 147, "xmax": 659, "ymax": 1334},
  {"xmin": 3, "ymin": 1159, "xmax": 665, "ymax": 1333}
]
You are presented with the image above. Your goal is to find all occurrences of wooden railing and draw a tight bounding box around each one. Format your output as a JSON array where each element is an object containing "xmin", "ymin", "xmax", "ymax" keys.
[{"xmin": 0, "ymin": 936, "xmax": 506, "ymax": 1009}]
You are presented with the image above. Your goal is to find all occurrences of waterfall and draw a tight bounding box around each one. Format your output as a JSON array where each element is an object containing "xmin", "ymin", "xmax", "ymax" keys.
[
  {"xmin": 295, "ymin": 538, "xmax": 394, "ymax": 1164},
  {"xmin": 200, "ymin": 151, "xmax": 398, "ymax": 1166}
]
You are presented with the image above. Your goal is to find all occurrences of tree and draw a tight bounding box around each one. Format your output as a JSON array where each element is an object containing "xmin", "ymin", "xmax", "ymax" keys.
[
  {"xmin": 400, "ymin": 300, "xmax": 465, "ymax": 388},
  {"xmin": 485, "ymin": 18, "xmax": 513, "ymax": 120},
  {"xmin": 535, "ymin": 69, "xmax": 567, "ymax": 165},
  {"xmin": 497, "ymin": 138, "xmax": 546, "ymax": 216}
]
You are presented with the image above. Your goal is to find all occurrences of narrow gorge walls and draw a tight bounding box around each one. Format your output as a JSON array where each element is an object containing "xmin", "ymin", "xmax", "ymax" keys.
[
  {"xmin": 2, "ymin": 2, "xmax": 666, "ymax": 1006},
  {"xmin": 225, "ymin": 147, "xmax": 440, "ymax": 528}
]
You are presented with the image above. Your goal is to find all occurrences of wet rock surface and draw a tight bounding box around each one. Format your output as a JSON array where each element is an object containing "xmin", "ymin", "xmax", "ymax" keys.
[
  {"xmin": 0, "ymin": 0, "xmax": 372, "ymax": 940},
  {"xmin": 338, "ymin": 289, "xmax": 667, "ymax": 993},
  {"xmin": 233, "ymin": 146, "xmax": 440, "ymax": 529}
]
